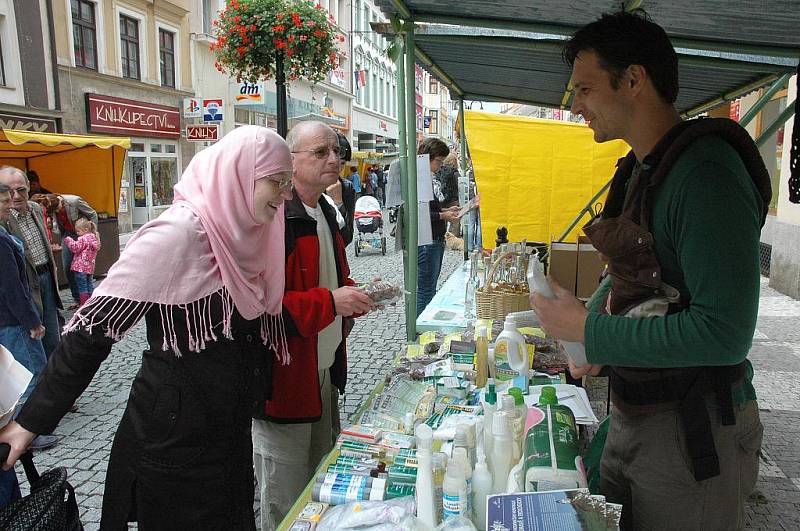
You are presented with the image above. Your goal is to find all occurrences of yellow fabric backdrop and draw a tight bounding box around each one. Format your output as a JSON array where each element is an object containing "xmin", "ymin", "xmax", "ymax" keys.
[{"xmin": 464, "ymin": 110, "xmax": 630, "ymax": 246}]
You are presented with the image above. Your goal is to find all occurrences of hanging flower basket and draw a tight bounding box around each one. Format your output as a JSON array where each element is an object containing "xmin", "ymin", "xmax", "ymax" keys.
[{"xmin": 210, "ymin": 0, "xmax": 343, "ymax": 83}]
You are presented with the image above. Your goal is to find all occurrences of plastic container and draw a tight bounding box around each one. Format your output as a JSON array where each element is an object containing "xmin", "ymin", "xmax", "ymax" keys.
[
  {"xmin": 494, "ymin": 315, "xmax": 528, "ymax": 389},
  {"xmin": 523, "ymin": 386, "xmax": 586, "ymax": 492},
  {"xmin": 491, "ymin": 411, "xmax": 513, "ymax": 493},
  {"xmin": 453, "ymin": 447, "xmax": 472, "ymax": 515},
  {"xmin": 415, "ymin": 424, "xmax": 438, "ymax": 529},
  {"xmin": 432, "ymin": 452, "xmax": 448, "ymax": 522},
  {"xmin": 442, "ymin": 460, "xmax": 467, "ymax": 520},
  {"xmin": 475, "ymin": 325, "xmax": 489, "ymax": 388},
  {"xmin": 482, "ymin": 379, "xmax": 497, "ymax": 470},
  {"xmin": 526, "ymin": 260, "xmax": 588, "ymax": 366},
  {"xmin": 507, "ymin": 387, "xmax": 528, "ymax": 461},
  {"xmin": 472, "ymin": 452, "xmax": 493, "ymax": 531}
]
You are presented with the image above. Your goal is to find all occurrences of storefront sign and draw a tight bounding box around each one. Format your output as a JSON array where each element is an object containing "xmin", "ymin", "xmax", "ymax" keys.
[
  {"xmin": 203, "ymin": 99, "xmax": 224, "ymax": 122},
  {"xmin": 186, "ymin": 124, "xmax": 219, "ymax": 142},
  {"xmin": 729, "ymin": 100, "xmax": 740, "ymax": 122},
  {"xmin": 183, "ymin": 98, "xmax": 202, "ymax": 118},
  {"xmin": 328, "ymin": 65, "xmax": 347, "ymax": 90},
  {"xmin": 321, "ymin": 107, "xmax": 348, "ymax": 132},
  {"xmin": 86, "ymin": 94, "xmax": 180, "ymax": 138},
  {"xmin": 234, "ymin": 83, "xmax": 265, "ymax": 106},
  {"xmin": 424, "ymin": 116, "xmax": 431, "ymax": 128},
  {"xmin": 0, "ymin": 112, "xmax": 57, "ymax": 132}
]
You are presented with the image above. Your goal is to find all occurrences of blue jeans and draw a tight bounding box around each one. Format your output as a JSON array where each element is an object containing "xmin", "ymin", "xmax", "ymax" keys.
[
  {"xmin": 61, "ymin": 231, "xmax": 79, "ymax": 302},
  {"xmin": 37, "ymin": 270, "xmax": 61, "ymax": 357},
  {"xmin": 0, "ymin": 467, "xmax": 20, "ymax": 509},
  {"xmin": 416, "ymin": 239, "xmax": 445, "ymax": 317},
  {"xmin": 0, "ymin": 325, "xmax": 47, "ymax": 404},
  {"xmin": 74, "ymin": 271, "xmax": 94, "ymax": 296}
]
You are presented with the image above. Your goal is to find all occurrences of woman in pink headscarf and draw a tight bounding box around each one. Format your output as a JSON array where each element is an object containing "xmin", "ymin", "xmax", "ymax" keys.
[{"xmin": 0, "ymin": 126, "xmax": 294, "ymax": 529}]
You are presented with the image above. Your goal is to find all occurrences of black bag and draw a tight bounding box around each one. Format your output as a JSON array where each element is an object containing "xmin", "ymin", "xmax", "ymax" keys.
[{"xmin": 0, "ymin": 444, "xmax": 83, "ymax": 531}]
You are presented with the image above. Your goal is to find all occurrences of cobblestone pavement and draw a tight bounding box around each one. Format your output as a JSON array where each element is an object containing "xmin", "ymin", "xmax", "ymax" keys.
[{"xmin": 14, "ymin": 236, "xmax": 799, "ymax": 529}]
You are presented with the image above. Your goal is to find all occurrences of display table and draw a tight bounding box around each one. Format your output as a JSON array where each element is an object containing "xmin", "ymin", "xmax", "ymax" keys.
[{"xmin": 416, "ymin": 262, "xmax": 470, "ymax": 333}]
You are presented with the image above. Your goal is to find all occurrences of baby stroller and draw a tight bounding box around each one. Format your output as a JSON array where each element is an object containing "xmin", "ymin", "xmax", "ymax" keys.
[{"xmin": 354, "ymin": 195, "xmax": 386, "ymax": 256}]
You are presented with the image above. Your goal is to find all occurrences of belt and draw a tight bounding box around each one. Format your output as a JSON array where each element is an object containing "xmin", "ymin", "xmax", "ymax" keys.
[{"xmin": 34, "ymin": 263, "xmax": 50, "ymax": 275}]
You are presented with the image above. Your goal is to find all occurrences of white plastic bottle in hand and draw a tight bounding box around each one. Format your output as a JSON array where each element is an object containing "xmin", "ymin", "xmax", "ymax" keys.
[
  {"xmin": 526, "ymin": 259, "xmax": 588, "ymax": 366},
  {"xmin": 415, "ymin": 424, "xmax": 437, "ymax": 529},
  {"xmin": 492, "ymin": 411, "xmax": 513, "ymax": 493},
  {"xmin": 472, "ymin": 452, "xmax": 493, "ymax": 531}
]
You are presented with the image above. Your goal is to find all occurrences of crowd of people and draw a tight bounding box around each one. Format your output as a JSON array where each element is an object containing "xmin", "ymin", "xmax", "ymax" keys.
[{"xmin": 0, "ymin": 9, "xmax": 770, "ymax": 531}]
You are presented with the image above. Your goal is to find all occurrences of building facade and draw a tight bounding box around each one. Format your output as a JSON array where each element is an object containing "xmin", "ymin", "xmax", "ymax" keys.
[
  {"xmin": 421, "ymin": 70, "xmax": 455, "ymax": 144},
  {"xmin": 0, "ymin": 0, "xmax": 60, "ymax": 132},
  {"xmin": 350, "ymin": 0, "xmax": 397, "ymax": 153},
  {"xmin": 54, "ymin": 0, "xmax": 194, "ymax": 232}
]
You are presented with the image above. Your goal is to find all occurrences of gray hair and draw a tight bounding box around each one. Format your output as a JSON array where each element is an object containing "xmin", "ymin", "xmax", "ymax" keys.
[
  {"xmin": 285, "ymin": 121, "xmax": 335, "ymax": 151},
  {"xmin": 0, "ymin": 165, "xmax": 29, "ymax": 188}
]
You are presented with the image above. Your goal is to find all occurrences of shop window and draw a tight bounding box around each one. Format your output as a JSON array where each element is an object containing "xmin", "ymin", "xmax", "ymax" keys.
[
  {"xmin": 130, "ymin": 142, "xmax": 145, "ymax": 152},
  {"xmin": 71, "ymin": 0, "xmax": 98, "ymax": 70},
  {"xmin": 165, "ymin": 144, "xmax": 176, "ymax": 154},
  {"xmin": 120, "ymin": 15, "xmax": 140, "ymax": 80},
  {"xmin": 429, "ymin": 110, "xmax": 438, "ymax": 135},
  {"xmin": 159, "ymin": 29, "xmax": 176, "ymax": 88},
  {"xmin": 150, "ymin": 144, "xmax": 163, "ymax": 153},
  {"xmin": 150, "ymin": 157, "xmax": 178, "ymax": 207},
  {"xmin": 429, "ymin": 78, "xmax": 438, "ymax": 94}
]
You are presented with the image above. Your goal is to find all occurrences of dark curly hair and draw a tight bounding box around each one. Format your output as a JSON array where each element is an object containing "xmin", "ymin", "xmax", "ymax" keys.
[{"xmin": 563, "ymin": 11, "xmax": 678, "ymax": 104}]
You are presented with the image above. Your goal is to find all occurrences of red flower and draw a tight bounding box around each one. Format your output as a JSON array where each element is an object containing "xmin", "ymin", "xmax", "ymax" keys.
[
  {"xmin": 277, "ymin": 13, "xmax": 285, "ymax": 20},
  {"xmin": 286, "ymin": 49, "xmax": 294, "ymax": 57},
  {"xmin": 250, "ymin": 24, "xmax": 257, "ymax": 31},
  {"xmin": 291, "ymin": 12, "xmax": 302, "ymax": 27},
  {"xmin": 314, "ymin": 3, "xmax": 322, "ymax": 9},
  {"xmin": 233, "ymin": 15, "xmax": 241, "ymax": 23},
  {"xmin": 237, "ymin": 46, "xmax": 247, "ymax": 55},
  {"xmin": 272, "ymin": 24, "xmax": 286, "ymax": 32},
  {"xmin": 314, "ymin": 29, "xmax": 324, "ymax": 37},
  {"xmin": 288, "ymin": 35, "xmax": 295, "ymax": 43},
  {"xmin": 274, "ymin": 38, "xmax": 287, "ymax": 49}
]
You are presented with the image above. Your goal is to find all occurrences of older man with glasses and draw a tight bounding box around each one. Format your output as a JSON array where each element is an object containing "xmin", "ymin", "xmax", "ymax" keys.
[
  {"xmin": 251, "ymin": 121, "xmax": 375, "ymax": 530},
  {"xmin": 0, "ymin": 167, "xmax": 63, "ymax": 359}
]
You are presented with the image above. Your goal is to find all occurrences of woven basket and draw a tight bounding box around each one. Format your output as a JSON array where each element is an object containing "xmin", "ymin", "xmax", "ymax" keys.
[{"xmin": 475, "ymin": 252, "xmax": 531, "ymax": 320}]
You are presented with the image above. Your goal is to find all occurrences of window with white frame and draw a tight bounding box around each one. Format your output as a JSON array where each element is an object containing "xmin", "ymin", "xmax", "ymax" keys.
[
  {"xmin": 159, "ymin": 28, "xmax": 175, "ymax": 88},
  {"xmin": 428, "ymin": 110, "xmax": 438, "ymax": 135},
  {"xmin": 120, "ymin": 15, "xmax": 140, "ymax": 79},
  {"xmin": 71, "ymin": 0, "xmax": 97, "ymax": 70}
]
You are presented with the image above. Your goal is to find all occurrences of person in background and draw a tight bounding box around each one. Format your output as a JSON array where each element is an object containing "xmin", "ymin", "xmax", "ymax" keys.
[
  {"xmin": 531, "ymin": 11, "xmax": 767, "ymax": 530},
  {"xmin": 416, "ymin": 138, "xmax": 462, "ymax": 317},
  {"xmin": 436, "ymin": 152, "xmax": 463, "ymax": 237},
  {"xmin": 26, "ymin": 171, "xmax": 52, "ymax": 195},
  {"xmin": 0, "ymin": 167, "xmax": 63, "ymax": 359},
  {"xmin": 325, "ymin": 131, "xmax": 356, "ymax": 246},
  {"xmin": 375, "ymin": 165, "xmax": 387, "ymax": 207},
  {"xmin": 252, "ymin": 122, "xmax": 374, "ymax": 529},
  {"xmin": 349, "ymin": 165, "xmax": 362, "ymax": 197},
  {"xmin": 63, "ymin": 218, "xmax": 101, "ymax": 306},
  {"xmin": 0, "ymin": 126, "xmax": 295, "ymax": 529},
  {"xmin": 0, "ymin": 183, "xmax": 59, "ymax": 452},
  {"xmin": 53, "ymin": 193, "xmax": 98, "ymax": 309},
  {"xmin": 366, "ymin": 166, "xmax": 378, "ymax": 197}
]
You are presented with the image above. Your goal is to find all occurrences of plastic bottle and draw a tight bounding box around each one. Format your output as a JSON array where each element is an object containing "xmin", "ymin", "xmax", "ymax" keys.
[
  {"xmin": 508, "ymin": 387, "xmax": 528, "ymax": 461},
  {"xmin": 442, "ymin": 460, "xmax": 466, "ymax": 520},
  {"xmin": 483, "ymin": 379, "xmax": 497, "ymax": 469},
  {"xmin": 491, "ymin": 411, "xmax": 513, "ymax": 493},
  {"xmin": 523, "ymin": 386, "xmax": 586, "ymax": 492},
  {"xmin": 415, "ymin": 424, "xmax": 437, "ymax": 529},
  {"xmin": 494, "ymin": 315, "xmax": 528, "ymax": 389},
  {"xmin": 432, "ymin": 452, "xmax": 448, "ymax": 522},
  {"xmin": 472, "ymin": 452, "xmax": 493, "ymax": 531},
  {"xmin": 500, "ymin": 395, "xmax": 521, "ymax": 462},
  {"xmin": 454, "ymin": 426, "xmax": 470, "ymax": 465},
  {"xmin": 526, "ymin": 259, "xmax": 588, "ymax": 366},
  {"xmin": 453, "ymin": 447, "xmax": 473, "ymax": 516},
  {"xmin": 475, "ymin": 325, "xmax": 489, "ymax": 388}
]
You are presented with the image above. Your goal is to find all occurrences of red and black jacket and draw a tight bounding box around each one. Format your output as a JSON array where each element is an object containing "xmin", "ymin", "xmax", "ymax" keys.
[{"xmin": 261, "ymin": 191, "xmax": 354, "ymax": 423}]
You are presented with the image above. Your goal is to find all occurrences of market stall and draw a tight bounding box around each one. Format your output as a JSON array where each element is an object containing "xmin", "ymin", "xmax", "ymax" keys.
[{"xmin": 0, "ymin": 129, "xmax": 130, "ymax": 279}]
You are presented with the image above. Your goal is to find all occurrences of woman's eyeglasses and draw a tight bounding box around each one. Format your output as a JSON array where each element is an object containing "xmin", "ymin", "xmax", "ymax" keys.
[
  {"xmin": 291, "ymin": 146, "xmax": 342, "ymax": 159},
  {"xmin": 272, "ymin": 175, "xmax": 293, "ymax": 191}
]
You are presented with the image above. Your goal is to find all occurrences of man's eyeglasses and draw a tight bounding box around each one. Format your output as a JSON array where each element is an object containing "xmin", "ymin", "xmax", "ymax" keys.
[
  {"xmin": 10, "ymin": 187, "xmax": 28, "ymax": 196},
  {"xmin": 291, "ymin": 146, "xmax": 342, "ymax": 159}
]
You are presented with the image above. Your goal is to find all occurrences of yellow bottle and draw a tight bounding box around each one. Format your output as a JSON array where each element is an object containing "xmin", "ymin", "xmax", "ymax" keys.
[{"xmin": 475, "ymin": 325, "xmax": 489, "ymax": 388}]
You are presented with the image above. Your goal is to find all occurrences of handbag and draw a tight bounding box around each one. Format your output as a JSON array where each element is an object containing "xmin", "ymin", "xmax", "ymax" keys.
[{"xmin": 0, "ymin": 444, "xmax": 83, "ymax": 531}]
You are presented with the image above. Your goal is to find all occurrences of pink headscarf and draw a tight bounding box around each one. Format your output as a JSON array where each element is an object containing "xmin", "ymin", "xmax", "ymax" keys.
[{"xmin": 66, "ymin": 126, "xmax": 293, "ymax": 358}]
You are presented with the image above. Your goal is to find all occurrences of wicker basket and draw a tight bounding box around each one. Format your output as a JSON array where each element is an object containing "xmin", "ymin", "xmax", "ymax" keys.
[{"xmin": 475, "ymin": 252, "xmax": 531, "ymax": 320}]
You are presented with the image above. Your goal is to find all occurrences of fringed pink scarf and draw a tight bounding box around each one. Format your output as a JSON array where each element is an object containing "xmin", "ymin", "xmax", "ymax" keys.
[{"xmin": 65, "ymin": 126, "xmax": 294, "ymax": 362}]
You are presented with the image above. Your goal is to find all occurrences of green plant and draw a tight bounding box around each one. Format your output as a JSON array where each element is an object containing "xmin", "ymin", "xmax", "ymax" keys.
[{"xmin": 211, "ymin": 0, "xmax": 343, "ymax": 83}]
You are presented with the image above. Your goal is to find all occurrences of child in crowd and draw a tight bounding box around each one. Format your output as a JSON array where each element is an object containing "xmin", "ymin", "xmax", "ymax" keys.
[{"xmin": 63, "ymin": 218, "xmax": 101, "ymax": 306}]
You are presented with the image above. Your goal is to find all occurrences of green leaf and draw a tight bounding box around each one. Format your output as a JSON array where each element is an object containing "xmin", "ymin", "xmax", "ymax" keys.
[
  {"xmin": 385, "ymin": 36, "xmax": 403, "ymax": 62},
  {"xmin": 390, "ymin": 16, "xmax": 402, "ymax": 33}
]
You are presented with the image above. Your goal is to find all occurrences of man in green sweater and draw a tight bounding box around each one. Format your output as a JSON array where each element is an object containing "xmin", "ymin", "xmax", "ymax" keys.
[{"xmin": 531, "ymin": 11, "xmax": 768, "ymax": 530}]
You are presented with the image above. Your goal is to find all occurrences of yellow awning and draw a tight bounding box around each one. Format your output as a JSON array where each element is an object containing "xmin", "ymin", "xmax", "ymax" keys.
[{"xmin": 2, "ymin": 129, "xmax": 131, "ymax": 150}]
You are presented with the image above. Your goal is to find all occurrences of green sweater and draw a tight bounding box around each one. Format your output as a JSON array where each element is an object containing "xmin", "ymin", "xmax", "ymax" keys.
[{"xmin": 584, "ymin": 135, "xmax": 763, "ymax": 402}]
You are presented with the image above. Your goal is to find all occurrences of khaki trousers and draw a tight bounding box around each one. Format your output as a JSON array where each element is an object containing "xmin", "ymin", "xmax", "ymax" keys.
[
  {"xmin": 601, "ymin": 399, "xmax": 763, "ymax": 530},
  {"xmin": 252, "ymin": 369, "xmax": 340, "ymax": 531}
]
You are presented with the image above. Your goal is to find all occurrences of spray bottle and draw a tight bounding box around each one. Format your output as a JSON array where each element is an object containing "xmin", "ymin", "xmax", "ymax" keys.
[
  {"xmin": 472, "ymin": 451, "xmax": 493, "ymax": 531},
  {"xmin": 475, "ymin": 325, "xmax": 489, "ymax": 388},
  {"xmin": 415, "ymin": 424, "xmax": 437, "ymax": 529},
  {"xmin": 500, "ymin": 395, "xmax": 520, "ymax": 462},
  {"xmin": 483, "ymin": 379, "xmax": 497, "ymax": 469},
  {"xmin": 491, "ymin": 411, "xmax": 513, "ymax": 493},
  {"xmin": 527, "ymin": 259, "xmax": 588, "ymax": 366}
]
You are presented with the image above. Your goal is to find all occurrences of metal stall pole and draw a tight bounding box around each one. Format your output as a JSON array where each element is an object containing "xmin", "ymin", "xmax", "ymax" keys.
[
  {"xmin": 458, "ymin": 99, "xmax": 469, "ymax": 255},
  {"xmin": 404, "ymin": 25, "xmax": 419, "ymax": 340},
  {"xmin": 394, "ymin": 36, "xmax": 413, "ymax": 340}
]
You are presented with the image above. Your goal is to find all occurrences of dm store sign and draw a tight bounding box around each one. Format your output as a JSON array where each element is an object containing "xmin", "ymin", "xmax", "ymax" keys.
[{"xmin": 234, "ymin": 82, "xmax": 265, "ymax": 106}]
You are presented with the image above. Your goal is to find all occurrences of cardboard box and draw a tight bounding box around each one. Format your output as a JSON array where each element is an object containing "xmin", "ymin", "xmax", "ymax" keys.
[
  {"xmin": 548, "ymin": 238, "xmax": 606, "ymax": 299},
  {"xmin": 548, "ymin": 241, "xmax": 578, "ymax": 295}
]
